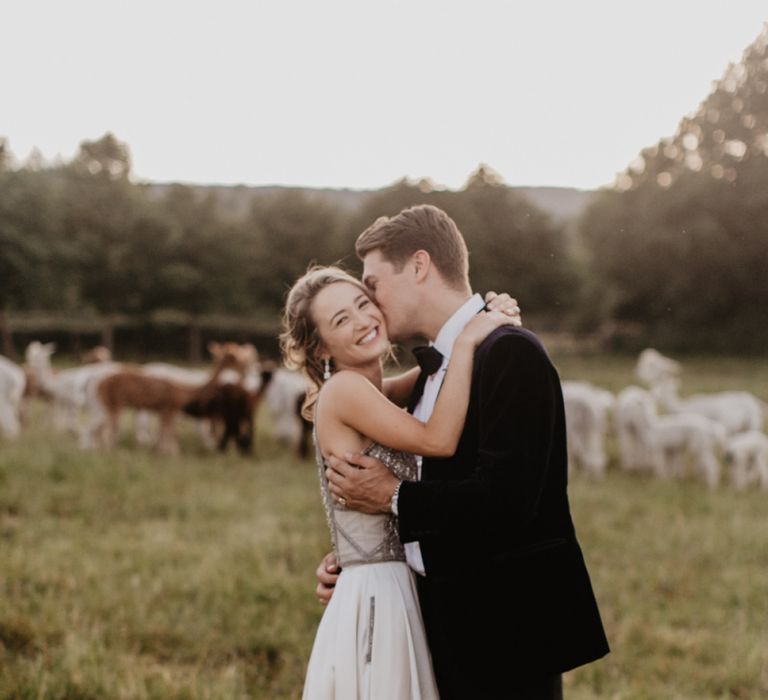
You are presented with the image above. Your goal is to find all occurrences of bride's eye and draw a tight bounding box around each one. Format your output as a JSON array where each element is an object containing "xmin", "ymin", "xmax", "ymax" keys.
[
  {"xmin": 334, "ymin": 315, "xmax": 348, "ymax": 328},
  {"xmin": 359, "ymin": 299, "xmax": 370, "ymax": 309}
]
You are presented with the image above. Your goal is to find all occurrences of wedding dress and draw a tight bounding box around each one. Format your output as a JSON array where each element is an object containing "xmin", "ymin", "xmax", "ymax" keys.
[{"xmin": 302, "ymin": 438, "xmax": 439, "ymax": 699}]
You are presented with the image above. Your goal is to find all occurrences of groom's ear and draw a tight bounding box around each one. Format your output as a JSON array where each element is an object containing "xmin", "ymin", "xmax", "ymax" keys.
[{"xmin": 411, "ymin": 250, "xmax": 431, "ymax": 283}]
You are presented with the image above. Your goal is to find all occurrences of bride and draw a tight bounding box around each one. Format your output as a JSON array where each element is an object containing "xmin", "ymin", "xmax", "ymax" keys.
[{"xmin": 280, "ymin": 265, "xmax": 518, "ymax": 699}]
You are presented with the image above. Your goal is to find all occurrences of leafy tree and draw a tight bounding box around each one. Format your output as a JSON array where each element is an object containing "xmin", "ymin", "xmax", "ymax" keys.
[
  {"xmin": 74, "ymin": 132, "xmax": 132, "ymax": 180},
  {"xmin": 0, "ymin": 138, "xmax": 9, "ymax": 171},
  {"xmin": 0, "ymin": 168, "xmax": 73, "ymax": 311},
  {"xmin": 243, "ymin": 190, "xmax": 344, "ymax": 312},
  {"xmin": 582, "ymin": 25, "xmax": 768, "ymax": 351}
]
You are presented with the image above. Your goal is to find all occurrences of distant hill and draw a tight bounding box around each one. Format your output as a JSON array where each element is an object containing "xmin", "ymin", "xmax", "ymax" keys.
[
  {"xmin": 514, "ymin": 186, "xmax": 595, "ymax": 222},
  {"xmin": 144, "ymin": 182, "xmax": 595, "ymax": 223}
]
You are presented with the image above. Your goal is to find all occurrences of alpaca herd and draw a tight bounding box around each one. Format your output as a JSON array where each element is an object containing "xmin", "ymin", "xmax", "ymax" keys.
[
  {"xmin": 1, "ymin": 344, "xmax": 766, "ymax": 489},
  {"xmin": 0, "ymin": 341, "xmax": 309, "ymax": 457},
  {"xmin": 564, "ymin": 349, "xmax": 768, "ymax": 490}
]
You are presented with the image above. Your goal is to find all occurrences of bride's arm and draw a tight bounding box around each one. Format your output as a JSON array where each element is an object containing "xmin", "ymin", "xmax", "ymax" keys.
[
  {"xmin": 325, "ymin": 311, "xmax": 513, "ymax": 457},
  {"xmin": 382, "ymin": 367, "xmax": 420, "ymax": 407}
]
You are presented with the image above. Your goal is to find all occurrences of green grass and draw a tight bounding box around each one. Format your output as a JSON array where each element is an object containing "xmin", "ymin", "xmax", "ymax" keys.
[{"xmin": 1, "ymin": 355, "xmax": 766, "ymax": 698}]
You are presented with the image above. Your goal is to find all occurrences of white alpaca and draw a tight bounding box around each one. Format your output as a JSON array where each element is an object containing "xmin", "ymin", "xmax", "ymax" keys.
[
  {"xmin": 635, "ymin": 348, "xmax": 682, "ymax": 387},
  {"xmin": 635, "ymin": 348, "xmax": 764, "ymax": 435},
  {"xmin": 24, "ymin": 341, "xmax": 121, "ymax": 436},
  {"xmin": 562, "ymin": 382, "xmax": 614, "ymax": 478},
  {"xmin": 264, "ymin": 368, "xmax": 308, "ymax": 448},
  {"xmin": 616, "ymin": 387, "xmax": 659, "ymax": 473},
  {"xmin": 725, "ymin": 431, "xmax": 768, "ymax": 490},
  {"xmin": 651, "ymin": 376, "xmax": 763, "ymax": 436},
  {"xmin": 616, "ymin": 386, "xmax": 725, "ymax": 488},
  {"xmin": 0, "ymin": 355, "xmax": 26, "ymax": 439}
]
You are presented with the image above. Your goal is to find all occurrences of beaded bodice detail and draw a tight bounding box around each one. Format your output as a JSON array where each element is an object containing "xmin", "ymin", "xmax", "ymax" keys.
[{"xmin": 315, "ymin": 436, "xmax": 418, "ymax": 568}]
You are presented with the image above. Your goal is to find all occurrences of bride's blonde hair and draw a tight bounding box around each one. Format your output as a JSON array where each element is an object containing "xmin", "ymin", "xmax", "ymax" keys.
[{"xmin": 280, "ymin": 265, "xmax": 374, "ymax": 421}]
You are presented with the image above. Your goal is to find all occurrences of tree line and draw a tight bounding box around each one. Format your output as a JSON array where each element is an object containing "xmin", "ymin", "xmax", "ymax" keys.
[
  {"xmin": 2, "ymin": 26, "xmax": 767, "ymax": 356},
  {"xmin": 0, "ymin": 138, "xmax": 581, "ymax": 358}
]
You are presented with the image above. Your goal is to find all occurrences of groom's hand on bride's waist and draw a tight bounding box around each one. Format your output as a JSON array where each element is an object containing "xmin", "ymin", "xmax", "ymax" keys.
[{"xmin": 325, "ymin": 453, "xmax": 399, "ymax": 515}]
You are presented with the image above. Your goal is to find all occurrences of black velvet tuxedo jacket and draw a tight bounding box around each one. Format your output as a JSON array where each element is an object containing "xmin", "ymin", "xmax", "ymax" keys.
[{"xmin": 397, "ymin": 326, "xmax": 609, "ymax": 690}]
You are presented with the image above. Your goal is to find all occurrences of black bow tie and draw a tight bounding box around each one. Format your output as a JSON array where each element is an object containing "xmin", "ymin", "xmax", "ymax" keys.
[
  {"xmin": 407, "ymin": 345, "xmax": 443, "ymax": 414},
  {"xmin": 412, "ymin": 345, "xmax": 444, "ymax": 376}
]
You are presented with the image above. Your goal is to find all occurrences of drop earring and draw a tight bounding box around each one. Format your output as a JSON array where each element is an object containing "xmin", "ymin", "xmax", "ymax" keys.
[{"xmin": 323, "ymin": 358, "xmax": 331, "ymax": 381}]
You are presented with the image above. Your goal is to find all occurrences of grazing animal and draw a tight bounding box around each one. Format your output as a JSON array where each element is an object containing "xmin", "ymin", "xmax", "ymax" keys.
[
  {"xmin": 137, "ymin": 363, "xmax": 213, "ymax": 448},
  {"xmin": 24, "ymin": 341, "xmax": 121, "ymax": 436},
  {"xmin": 616, "ymin": 386, "xmax": 725, "ymax": 488},
  {"xmin": 135, "ymin": 342, "xmax": 263, "ymax": 449},
  {"xmin": 89, "ymin": 350, "xmax": 244, "ymax": 455},
  {"xmin": 81, "ymin": 346, "xmax": 112, "ymax": 364},
  {"xmin": 635, "ymin": 348, "xmax": 682, "ymax": 387},
  {"xmin": 183, "ymin": 367, "xmax": 274, "ymax": 454},
  {"xmin": 635, "ymin": 348, "xmax": 764, "ymax": 435},
  {"xmin": 615, "ymin": 387, "xmax": 656, "ymax": 473},
  {"xmin": 0, "ymin": 354, "xmax": 26, "ymax": 439},
  {"xmin": 651, "ymin": 376, "xmax": 763, "ymax": 436},
  {"xmin": 562, "ymin": 381, "xmax": 614, "ymax": 478},
  {"xmin": 208, "ymin": 342, "xmax": 263, "ymax": 393},
  {"xmin": 725, "ymin": 431, "xmax": 768, "ymax": 490},
  {"xmin": 263, "ymin": 366, "xmax": 309, "ymax": 454}
]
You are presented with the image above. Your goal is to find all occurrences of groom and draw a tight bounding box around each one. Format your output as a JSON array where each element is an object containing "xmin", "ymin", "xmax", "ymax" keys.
[{"xmin": 320, "ymin": 204, "xmax": 609, "ymax": 699}]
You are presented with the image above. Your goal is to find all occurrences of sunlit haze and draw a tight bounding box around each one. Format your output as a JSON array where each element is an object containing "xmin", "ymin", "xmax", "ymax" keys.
[{"xmin": 3, "ymin": 1, "xmax": 766, "ymax": 190}]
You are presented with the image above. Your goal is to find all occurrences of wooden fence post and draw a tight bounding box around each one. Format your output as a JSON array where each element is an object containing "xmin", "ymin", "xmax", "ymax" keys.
[
  {"xmin": 101, "ymin": 321, "xmax": 114, "ymax": 354},
  {"xmin": 0, "ymin": 310, "xmax": 15, "ymax": 359},
  {"xmin": 188, "ymin": 321, "xmax": 202, "ymax": 363}
]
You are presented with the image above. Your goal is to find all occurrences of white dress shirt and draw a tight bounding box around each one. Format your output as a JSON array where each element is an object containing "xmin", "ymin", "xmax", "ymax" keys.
[{"xmin": 405, "ymin": 293, "xmax": 486, "ymax": 575}]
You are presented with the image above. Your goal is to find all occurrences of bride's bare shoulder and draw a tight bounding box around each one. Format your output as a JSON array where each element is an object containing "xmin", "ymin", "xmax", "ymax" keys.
[{"xmin": 320, "ymin": 370, "xmax": 375, "ymax": 398}]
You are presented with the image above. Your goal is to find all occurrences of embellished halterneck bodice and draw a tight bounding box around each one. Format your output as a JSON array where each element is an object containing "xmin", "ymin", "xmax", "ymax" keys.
[{"xmin": 315, "ymin": 436, "xmax": 418, "ymax": 568}]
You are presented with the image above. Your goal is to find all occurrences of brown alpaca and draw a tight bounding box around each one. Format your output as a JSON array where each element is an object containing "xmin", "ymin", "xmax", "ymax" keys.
[
  {"xmin": 184, "ymin": 366, "xmax": 275, "ymax": 454},
  {"xmin": 185, "ymin": 343, "xmax": 270, "ymax": 455},
  {"xmin": 94, "ymin": 351, "xmax": 244, "ymax": 454}
]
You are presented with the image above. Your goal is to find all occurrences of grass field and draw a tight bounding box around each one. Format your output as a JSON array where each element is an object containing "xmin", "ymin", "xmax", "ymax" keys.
[{"xmin": 1, "ymin": 354, "xmax": 767, "ymax": 699}]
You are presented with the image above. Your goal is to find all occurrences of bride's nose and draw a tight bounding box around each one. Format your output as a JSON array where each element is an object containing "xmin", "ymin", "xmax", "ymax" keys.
[{"xmin": 352, "ymin": 308, "xmax": 373, "ymax": 329}]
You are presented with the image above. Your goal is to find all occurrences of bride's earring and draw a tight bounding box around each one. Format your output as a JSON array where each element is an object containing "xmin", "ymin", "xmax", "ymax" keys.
[{"xmin": 323, "ymin": 358, "xmax": 331, "ymax": 381}]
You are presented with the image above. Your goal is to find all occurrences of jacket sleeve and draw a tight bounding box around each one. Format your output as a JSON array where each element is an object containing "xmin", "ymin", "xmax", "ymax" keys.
[{"xmin": 396, "ymin": 331, "xmax": 558, "ymax": 544}]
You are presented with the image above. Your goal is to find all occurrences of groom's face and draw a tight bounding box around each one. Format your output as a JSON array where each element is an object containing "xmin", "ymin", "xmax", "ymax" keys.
[{"xmin": 361, "ymin": 250, "xmax": 418, "ymax": 342}]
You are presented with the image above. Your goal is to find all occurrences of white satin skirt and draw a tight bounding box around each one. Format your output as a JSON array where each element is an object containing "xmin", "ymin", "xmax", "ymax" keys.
[{"xmin": 302, "ymin": 561, "xmax": 439, "ymax": 699}]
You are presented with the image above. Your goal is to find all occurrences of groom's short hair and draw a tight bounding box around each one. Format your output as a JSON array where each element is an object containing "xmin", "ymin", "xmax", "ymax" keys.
[{"xmin": 355, "ymin": 204, "xmax": 470, "ymax": 290}]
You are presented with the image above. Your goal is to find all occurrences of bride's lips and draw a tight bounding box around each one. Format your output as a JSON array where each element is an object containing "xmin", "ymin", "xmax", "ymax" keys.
[{"xmin": 356, "ymin": 326, "xmax": 379, "ymax": 345}]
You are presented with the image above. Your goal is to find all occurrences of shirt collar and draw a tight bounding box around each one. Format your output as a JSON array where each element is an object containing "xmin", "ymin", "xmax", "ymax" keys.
[{"xmin": 432, "ymin": 293, "xmax": 485, "ymax": 360}]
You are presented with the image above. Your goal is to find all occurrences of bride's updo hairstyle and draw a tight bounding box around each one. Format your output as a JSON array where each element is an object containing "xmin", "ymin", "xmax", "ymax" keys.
[{"xmin": 280, "ymin": 265, "xmax": 373, "ymax": 421}]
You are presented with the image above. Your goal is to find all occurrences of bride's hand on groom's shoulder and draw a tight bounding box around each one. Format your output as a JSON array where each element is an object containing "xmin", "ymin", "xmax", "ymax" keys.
[
  {"xmin": 458, "ymin": 310, "xmax": 517, "ymax": 349},
  {"xmin": 459, "ymin": 296, "xmax": 522, "ymax": 348},
  {"xmin": 484, "ymin": 291, "xmax": 522, "ymax": 326}
]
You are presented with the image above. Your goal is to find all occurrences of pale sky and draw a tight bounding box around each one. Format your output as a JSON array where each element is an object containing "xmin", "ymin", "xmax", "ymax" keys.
[{"xmin": 3, "ymin": 1, "xmax": 766, "ymax": 190}]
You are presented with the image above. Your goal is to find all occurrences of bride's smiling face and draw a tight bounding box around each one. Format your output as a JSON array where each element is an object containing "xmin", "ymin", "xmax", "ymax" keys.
[{"xmin": 312, "ymin": 281, "xmax": 390, "ymax": 369}]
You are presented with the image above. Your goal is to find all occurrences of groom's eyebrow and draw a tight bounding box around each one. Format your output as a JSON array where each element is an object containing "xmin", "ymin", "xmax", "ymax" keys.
[{"xmin": 362, "ymin": 274, "xmax": 375, "ymax": 290}]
